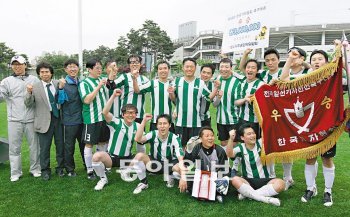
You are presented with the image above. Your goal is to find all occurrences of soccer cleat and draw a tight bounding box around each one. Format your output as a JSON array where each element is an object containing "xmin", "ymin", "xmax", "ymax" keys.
[
  {"xmin": 166, "ymin": 176, "xmax": 175, "ymax": 188},
  {"xmin": 94, "ymin": 178, "xmax": 108, "ymax": 191},
  {"xmin": 237, "ymin": 193, "xmax": 246, "ymax": 201},
  {"xmin": 215, "ymin": 176, "xmax": 229, "ymax": 195},
  {"xmin": 284, "ymin": 178, "xmax": 295, "ymax": 191},
  {"xmin": 120, "ymin": 169, "xmax": 134, "ymax": 182},
  {"xmin": 133, "ymin": 183, "xmax": 149, "ymax": 194},
  {"xmin": 323, "ymin": 192, "xmax": 333, "ymax": 207},
  {"xmin": 87, "ymin": 171, "xmax": 96, "ymax": 180},
  {"xmin": 301, "ymin": 186, "xmax": 318, "ymax": 202},
  {"xmin": 267, "ymin": 197, "xmax": 281, "ymax": 206}
]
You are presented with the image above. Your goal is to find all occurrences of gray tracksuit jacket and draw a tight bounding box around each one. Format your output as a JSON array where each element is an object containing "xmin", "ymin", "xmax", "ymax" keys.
[{"xmin": 0, "ymin": 74, "xmax": 40, "ymax": 123}]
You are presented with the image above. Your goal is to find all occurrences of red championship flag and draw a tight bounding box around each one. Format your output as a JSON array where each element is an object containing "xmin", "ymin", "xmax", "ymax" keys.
[{"xmin": 253, "ymin": 48, "xmax": 350, "ymax": 163}]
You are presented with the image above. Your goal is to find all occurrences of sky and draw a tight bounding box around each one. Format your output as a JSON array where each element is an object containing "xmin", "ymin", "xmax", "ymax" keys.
[{"xmin": 1, "ymin": 0, "xmax": 349, "ymax": 60}]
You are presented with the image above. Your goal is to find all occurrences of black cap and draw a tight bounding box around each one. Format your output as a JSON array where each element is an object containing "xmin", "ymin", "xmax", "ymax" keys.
[{"xmin": 288, "ymin": 47, "xmax": 306, "ymax": 58}]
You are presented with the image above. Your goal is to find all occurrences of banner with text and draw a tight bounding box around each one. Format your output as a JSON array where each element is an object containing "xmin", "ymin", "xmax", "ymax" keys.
[
  {"xmin": 222, "ymin": 3, "xmax": 270, "ymax": 53},
  {"xmin": 253, "ymin": 54, "xmax": 349, "ymax": 163}
]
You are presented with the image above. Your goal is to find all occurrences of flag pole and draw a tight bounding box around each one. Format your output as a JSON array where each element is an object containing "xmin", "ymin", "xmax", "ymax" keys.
[{"xmin": 78, "ymin": 0, "xmax": 83, "ymax": 75}]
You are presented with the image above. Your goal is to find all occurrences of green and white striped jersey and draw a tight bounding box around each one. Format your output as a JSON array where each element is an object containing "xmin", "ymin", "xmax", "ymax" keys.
[
  {"xmin": 114, "ymin": 73, "xmax": 151, "ymax": 119},
  {"xmin": 289, "ymin": 68, "xmax": 309, "ymax": 80},
  {"xmin": 174, "ymin": 77, "xmax": 211, "ymax": 127},
  {"xmin": 145, "ymin": 130, "xmax": 184, "ymax": 161},
  {"xmin": 238, "ymin": 78, "xmax": 265, "ymax": 123},
  {"xmin": 140, "ymin": 79, "xmax": 173, "ymax": 123},
  {"xmin": 258, "ymin": 69, "xmax": 282, "ymax": 83},
  {"xmin": 216, "ymin": 75, "xmax": 241, "ymax": 124},
  {"xmin": 233, "ymin": 139, "xmax": 270, "ymax": 178},
  {"xmin": 200, "ymin": 81, "xmax": 213, "ymax": 121},
  {"xmin": 78, "ymin": 77, "xmax": 108, "ymax": 124},
  {"xmin": 107, "ymin": 117, "xmax": 139, "ymax": 157}
]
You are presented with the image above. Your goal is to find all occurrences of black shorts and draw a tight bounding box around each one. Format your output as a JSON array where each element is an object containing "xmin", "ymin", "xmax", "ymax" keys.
[
  {"xmin": 217, "ymin": 123, "xmax": 239, "ymax": 141},
  {"xmin": 108, "ymin": 154, "xmax": 133, "ymax": 168},
  {"xmin": 321, "ymin": 144, "xmax": 336, "ymax": 158},
  {"xmin": 175, "ymin": 126, "xmax": 201, "ymax": 147},
  {"xmin": 150, "ymin": 122, "xmax": 175, "ymax": 133},
  {"xmin": 237, "ymin": 119, "xmax": 261, "ymax": 140},
  {"xmin": 146, "ymin": 156, "xmax": 179, "ymax": 174},
  {"xmin": 245, "ymin": 177, "xmax": 272, "ymax": 190},
  {"xmin": 201, "ymin": 118, "xmax": 212, "ymax": 128},
  {"xmin": 82, "ymin": 121, "xmax": 110, "ymax": 145}
]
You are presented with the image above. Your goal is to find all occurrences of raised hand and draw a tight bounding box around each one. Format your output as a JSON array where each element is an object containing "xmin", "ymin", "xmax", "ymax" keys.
[
  {"xmin": 58, "ymin": 78, "xmax": 66, "ymax": 89},
  {"xmin": 167, "ymin": 85, "xmax": 175, "ymax": 94},
  {"xmin": 98, "ymin": 78, "xmax": 107, "ymax": 88},
  {"xmin": 229, "ymin": 129, "xmax": 236, "ymax": 141},
  {"xmin": 244, "ymin": 48, "xmax": 253, "ymax": 55},
  {"xmin": 26, "ymin": 84, "xmax": 33, "ymax": 94},
  {"xmin": 113, "ymin": 88, "xmax": 122, "ymax": 97},
  {"xmin": 214, "ymin": 79, "xmax": 221, "ymax": 89},
  {"xmin": 143, "ymin": 113, "xmax": 153, "ymax": 122},
  {"xmin": 217, "ymin": 90, "xmax": 223, "ymax": 99}
]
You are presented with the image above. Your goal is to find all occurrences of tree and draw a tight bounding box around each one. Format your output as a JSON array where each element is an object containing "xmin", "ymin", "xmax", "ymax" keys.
[
  {"xmin": 196, "ymin": 58, "xmax": 213, "ymax": 67},
  {"xmin": 127, "ymin": 28, "xmax": 144, "ymax": 55},
  {"xmin": 115, "ymin": 36, "xmax": 129, "ymax": 65},
  {"xmin": 36, "ymin": 52, "xmax": 74, "ymax": 79},
  {"xmin": 83, "ymin": 45, "xmax": 117, "ymax": 65},
  {"xmin": 139, "ymin": 20, "xmax": 174, "ymax": 65}
]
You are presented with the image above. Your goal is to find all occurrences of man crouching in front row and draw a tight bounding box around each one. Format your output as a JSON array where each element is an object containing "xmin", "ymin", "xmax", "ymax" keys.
[
  {"xmin": 226, "ymin": 123, "xmax": 285, "ymax": 206},
  {"xmin": 91, "ymin": 89, "xmax": 139, "ymax": 190}
]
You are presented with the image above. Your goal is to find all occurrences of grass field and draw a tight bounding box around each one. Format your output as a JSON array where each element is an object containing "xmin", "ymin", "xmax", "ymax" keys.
[{"xmin": 0, "ymin": 99, "xmax": 349, "ymax": 217}]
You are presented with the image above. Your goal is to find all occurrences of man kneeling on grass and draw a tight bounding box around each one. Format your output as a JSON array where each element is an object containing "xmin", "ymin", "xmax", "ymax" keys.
[
  {"xmin": 91, "ymin": 89, "xmax": 139, "ymax": 191},
  {"xmin": 122, "ymin": 113, "xmax": 187, "ymax": 194},
  {"xmin": 226, "ymin": 123, "xmax": 285, "ymax": 207}
]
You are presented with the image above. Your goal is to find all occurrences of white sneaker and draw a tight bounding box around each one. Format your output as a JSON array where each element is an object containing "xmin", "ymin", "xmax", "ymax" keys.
[
  {"xmin": 10, "ymin": 174, "xmax": 23, "ymax": 182},
  {"xmin": 133, "ymin": 183, "xmax": 148, "ymax": 194},
  {"xmin": 120, "ymin": 169, "xmax": 134, "ymax": 182},
  {"xmin": 30, "ymin": 172, "xmax": 41, "ymax": 178},
  {"xmin": 267, "ymin": 197, "xmax": 281, "ymax": 206},
  {"xmin": 166, "ymin": 176, "xmax": 175, "ymax": 188},
  {"xmin": 94, "ymin": 178, "xmax": 108, "ymax": 191},
  {"xmin": 284, "ymin": 178, "xmax": 295, "ymax": 191},
  {"xmin": 10, "ymin": 176, "xmax": 20, "ymax": 182}
]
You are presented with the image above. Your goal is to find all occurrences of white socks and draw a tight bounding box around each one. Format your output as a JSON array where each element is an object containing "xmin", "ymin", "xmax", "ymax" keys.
[
  {"xmin": 238, "ymin": 183, "xmax": 270, "ymax": 203},
  {"xmin": 84, "ymin": 147, "xmax": 93, "ymax": 173},
  {"xmin": 282, "ymin": 162, "xmax": 293, "ymax": 180},
  {"xmin": 323, "ymin": 166, "xmax": 335, "ymax": 194},
  {"xmin": 267, "ymin": 163, "xmax": 276, "ymax": 178},
  {"xmin": 133, "ymin": 160, "xmax": 146, "ymax": 180},
  {"xmin": 255, "ymin": 184, "xmax": 279, "ymax": 197},
  {"xmin": 92, "ymin": 161, "xmax": 106, "ymax": 179},
  {"xmin": 305, "ymin": 164, "xmax": 317, "ymax": 191}
]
